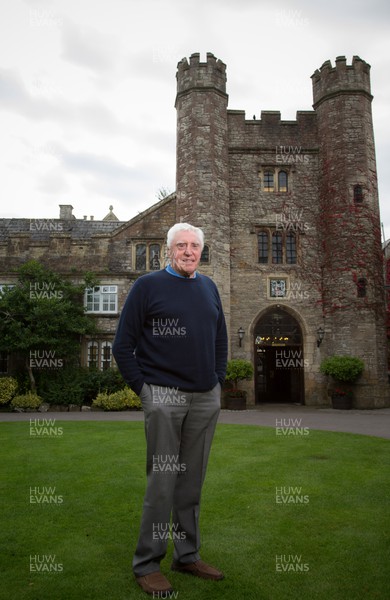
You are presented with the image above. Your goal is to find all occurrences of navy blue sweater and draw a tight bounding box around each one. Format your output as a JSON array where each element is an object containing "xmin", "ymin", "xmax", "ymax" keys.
[{"xmin": 112, "ymin": 269, "xmax": 228, "ymax": 395}]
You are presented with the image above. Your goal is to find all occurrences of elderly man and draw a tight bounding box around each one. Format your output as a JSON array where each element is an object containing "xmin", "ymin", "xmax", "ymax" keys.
[{"xmin": 112, "ymin": 222, "xmax": 228, "ymax": 596}]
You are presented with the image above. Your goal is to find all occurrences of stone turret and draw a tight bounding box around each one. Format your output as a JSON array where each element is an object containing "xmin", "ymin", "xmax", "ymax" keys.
[
  {"xmin": 312, "ymin": 56, "xmax": 388, "ymax": 405},
  {"xmin": 312, "ymin": 55, "xmax": 372, "ymax": 105},
  {"xmin": 175, "ymin": 52, "xmax": 231, "ymax": 325}
]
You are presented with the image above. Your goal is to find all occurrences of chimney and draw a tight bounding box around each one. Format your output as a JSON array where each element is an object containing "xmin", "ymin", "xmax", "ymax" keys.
[{"xmin": 59, "ymin": 205, "xmax": 74, "ymax": 220}]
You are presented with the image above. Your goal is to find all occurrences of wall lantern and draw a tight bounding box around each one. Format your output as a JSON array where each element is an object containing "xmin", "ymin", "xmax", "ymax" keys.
[
  {"xmin": 317, "ymin": 326, "xmax": 325, "ymax": 347},
  {"xmin": 238, "ymin": 327, "xmax": 245, "ymax": 347}
]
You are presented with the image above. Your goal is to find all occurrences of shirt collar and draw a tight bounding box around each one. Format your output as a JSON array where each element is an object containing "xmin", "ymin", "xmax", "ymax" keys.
[{"xmin": 165, "ymin": 264, "xmax": 197, "ymax": 279}]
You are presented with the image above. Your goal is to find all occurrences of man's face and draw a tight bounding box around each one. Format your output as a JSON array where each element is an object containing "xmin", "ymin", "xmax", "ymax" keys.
[{"xmin": 169, "ymin": 230, "xmax": 202, "ymax": 277}]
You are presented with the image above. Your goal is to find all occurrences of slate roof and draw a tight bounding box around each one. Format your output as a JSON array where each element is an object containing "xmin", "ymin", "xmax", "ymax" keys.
[
  {"xmin": 0, "ymin": 194, "xmax": 176, "ymax": 242},
  {"xmin": 0, "ymin": 218, "xmax": 126, "ymax": 242}
]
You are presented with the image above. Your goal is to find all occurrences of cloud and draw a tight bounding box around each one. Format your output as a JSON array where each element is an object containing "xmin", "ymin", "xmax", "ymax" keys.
[
  {"xmin": 57, "ymin": 145, "xmax": 134, "ymax": 179},
  {"xmin": 74, "ymin": 102, "xmax": 128, "ymax": 135},
  {"xmin": 47, "ymin": 143, "xmax": 148, "ymax": 200},
  {"xmin": 0, "ymin": 68, "xmax": 54, "ymax": 119},
  {"xmin": 124, "ymin": 46, "xmax": 182, "ymax": 82},
  {"xmin": 60, "ymin": 19, "xmax": 117, "ymax": 74},
  {"xmin": 42, "ymin": 141, "xmax": 174, "ymax": 208},
  {"xmin": 37, "ymin": 169, "xmax": 70, "ymax": 194},
  {"xmin": 0, "ymin": 68, "xmax": 126, "ymax": 134}
]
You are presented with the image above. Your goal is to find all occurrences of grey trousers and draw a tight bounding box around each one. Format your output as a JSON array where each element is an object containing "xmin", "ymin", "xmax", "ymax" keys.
[{"xmin": 132, "ymin": 382, "xmax": 221, "ymax": 577}]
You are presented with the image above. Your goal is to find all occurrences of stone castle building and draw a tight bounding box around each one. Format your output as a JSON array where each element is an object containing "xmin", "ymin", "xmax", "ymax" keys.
[{"xmin": 0, "ymin": 53, "xmax": 388, "ymax": 408}]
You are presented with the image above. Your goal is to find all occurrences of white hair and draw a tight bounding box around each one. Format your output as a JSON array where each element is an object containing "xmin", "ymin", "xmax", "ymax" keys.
[{"xmin": 166, "ymin": 223, "xmax": 204, "ymax": 251}]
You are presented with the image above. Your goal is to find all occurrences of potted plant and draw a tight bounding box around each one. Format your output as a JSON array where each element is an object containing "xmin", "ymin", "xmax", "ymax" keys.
[
  {"xmin": 224, "ymin": 359, "xmax": 254, "ymax": 410},
  {"xmin": 320, "ymin": 355, "xmax": 364, "ymax": 409}
]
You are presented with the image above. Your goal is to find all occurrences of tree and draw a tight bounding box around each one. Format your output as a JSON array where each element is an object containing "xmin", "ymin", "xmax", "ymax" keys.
[
  {"xmin": 155, "ymin": 186, "xmax": 172, "ymax": 201},
  {"xmin": 0, "ymin": 260, "xmax": 97, "ymax": 392},
  {"xmin": 225, "ymin": 359, "xmax": 254, "ymax": 393}
]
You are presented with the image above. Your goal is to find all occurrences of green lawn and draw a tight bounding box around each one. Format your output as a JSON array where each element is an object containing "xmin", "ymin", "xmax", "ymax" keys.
[{"xmin": 1, "ymin": 421, "xmax": 389, "ymax": 600}]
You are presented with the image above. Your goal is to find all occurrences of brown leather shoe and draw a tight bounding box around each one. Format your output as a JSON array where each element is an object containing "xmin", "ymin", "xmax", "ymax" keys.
[
  {"xmin": 135, "ymin": 571, "xmax": 174, "ymax": 595},
  {"xmin": 171, "ymin": 559, "xmax": 224, "ymax": 580}
]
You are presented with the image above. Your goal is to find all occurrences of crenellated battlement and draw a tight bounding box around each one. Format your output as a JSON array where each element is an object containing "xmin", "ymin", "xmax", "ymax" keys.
[
  {"xmin": 228, "ymin": 110, "xmax": 317, "ymax": 126},
  {"xmin": 311, "ymin": 56, "xmax": 372, "ymax": 108},
  {"xmin": 227, "ymin": 109, "xmax": 317, "ymax": 149},
  {"xmin": 176, "ymin": 52, "xmax": 227, "ymax": 100}
]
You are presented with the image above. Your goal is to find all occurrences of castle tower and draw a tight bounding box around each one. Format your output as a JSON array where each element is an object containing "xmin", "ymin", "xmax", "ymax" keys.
[
  {"xmin": 175, "ymin": 53, "xmax": 231, "ymax": 326},
  {"xmin": 312, "ymin": 56, "xmax": 388, "ymax": 406}
]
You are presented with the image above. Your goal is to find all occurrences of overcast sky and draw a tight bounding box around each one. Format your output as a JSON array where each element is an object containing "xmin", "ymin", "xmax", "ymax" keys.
[{"xmin": 1, "ymin": 0, "xmax": 389, "ymax": 238}]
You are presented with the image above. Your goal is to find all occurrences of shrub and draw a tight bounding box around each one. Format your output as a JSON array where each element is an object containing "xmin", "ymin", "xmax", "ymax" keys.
[
  {"xmin": 36, "ymin": 367, "xmax": 127, "ymax": 406},
  {"xmin": 81, "ymin": 368, "xmax": 126, "ymax": 403},
  {"xmin": 37, "ymin": 369, "xmax": 85, "ymax": 406},
  {"xmin": 225, "ymin": 359, "xmax": 254, "ymax": 390},
  {"xmin": 10, "ymin": 393, "xmax": 42, "ymax": 410},
  {"xmin": 92, "ymin": 387, "xmax": 142, "ymax": 411},
  {"xmin": 9, "ymin": 366, "xmax": 127, "ymax": 407},
  {"xmin": 320, "ymin": 355, "xmax": 364, "ymax": 383},
  {"xmin": 0, "ymin": 377, "xmax": 18, "ymax": 405}
]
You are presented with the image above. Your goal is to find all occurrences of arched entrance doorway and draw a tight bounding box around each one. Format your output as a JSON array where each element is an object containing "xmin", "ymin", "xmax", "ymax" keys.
[{"xmin": 254, "ymin": 308, "xmax": 304, "ymax": 404}]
